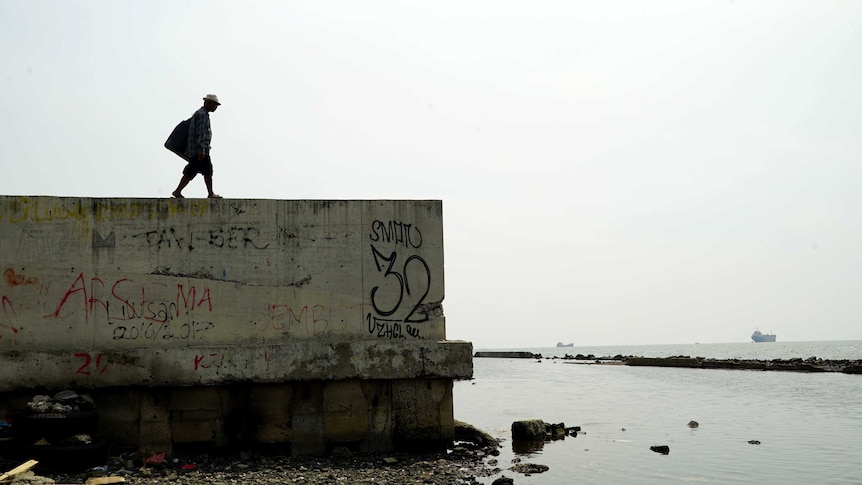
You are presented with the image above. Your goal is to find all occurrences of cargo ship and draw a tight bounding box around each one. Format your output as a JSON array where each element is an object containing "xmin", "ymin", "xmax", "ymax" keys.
[{"xmin": 751, "ymin": 330, "xmax": 776, "ymax": 343}]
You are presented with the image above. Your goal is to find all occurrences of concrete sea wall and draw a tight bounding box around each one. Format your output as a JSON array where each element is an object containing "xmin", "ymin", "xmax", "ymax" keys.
[{"xmin": 0, "ymin": 196, "xmax": 471, "ymax": 455}]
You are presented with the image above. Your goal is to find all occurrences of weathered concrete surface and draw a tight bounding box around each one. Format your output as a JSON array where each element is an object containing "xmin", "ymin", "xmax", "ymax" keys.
[
  {"xmin": 0, "ymin": 340, "xmax": 472, "ymax": 391},
  {"xmin": 0, "ymin": 378, "xmax": 457, "ymax": 456},
  {"xmin": 0, "ymin": 196, "xmax": 471, "ymax": 454},
  {"xmin": 2, "ymin": 198, "xmax": 445, "ymax": 344}
]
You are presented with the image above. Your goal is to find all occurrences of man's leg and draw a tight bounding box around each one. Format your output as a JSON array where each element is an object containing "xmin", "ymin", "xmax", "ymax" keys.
[
  {"xmin": 202, "ymin": 155, "xmax": 221, "ymax": 198},
  {"xmin": 204, "ymin": 175, "xmax": 221, "ymax": 198},
  {"xmin": 172, "ymin": 176, "xmax": 192, "ymax": 198}
]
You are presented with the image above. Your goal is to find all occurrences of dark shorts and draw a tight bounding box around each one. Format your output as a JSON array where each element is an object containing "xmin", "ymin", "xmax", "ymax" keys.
[{"xmin": 183, "ymin": 153, "xmax": 214, "ymax": 179}]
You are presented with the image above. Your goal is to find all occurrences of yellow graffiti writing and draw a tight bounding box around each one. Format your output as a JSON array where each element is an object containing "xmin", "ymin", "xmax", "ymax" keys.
[{"xmin": 0, "ymin": 197, "xmax": 209, "ymax": 223}]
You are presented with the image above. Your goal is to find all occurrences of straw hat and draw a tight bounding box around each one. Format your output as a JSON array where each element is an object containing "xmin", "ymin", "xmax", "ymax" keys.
[{"xmin": 203, "ymin": 94, "xmax": 221, "ymax": 105}]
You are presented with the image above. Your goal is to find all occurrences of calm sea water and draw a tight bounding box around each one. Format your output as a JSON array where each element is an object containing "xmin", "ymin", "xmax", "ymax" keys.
[{"xmin": 453, "ymin": 341, "xmax": 862, "ymax": 484}]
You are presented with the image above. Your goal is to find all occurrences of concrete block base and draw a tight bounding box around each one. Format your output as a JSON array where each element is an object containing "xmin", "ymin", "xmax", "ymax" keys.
[{"xmin": 0, "ymin": 378, "xmax": 456, "ymax": 457}]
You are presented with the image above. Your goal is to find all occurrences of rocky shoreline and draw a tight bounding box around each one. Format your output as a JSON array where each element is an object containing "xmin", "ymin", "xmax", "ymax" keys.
[
  {"xmin": 1, "ymin": 445, "xmax": 502, "ymax": 484},
  {"xmin": 0, "ymin": 420, "xmax": 506, "ymax": 485}
]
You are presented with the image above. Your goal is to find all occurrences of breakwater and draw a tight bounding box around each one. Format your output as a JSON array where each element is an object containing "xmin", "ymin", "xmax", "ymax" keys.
[
  {"xmin": 474, "ymin": 352, "xmax": 862, "ymax": 374},
  {"xmin": 473, "ymin": 351, "xmax": 540, "ymax": 359}
]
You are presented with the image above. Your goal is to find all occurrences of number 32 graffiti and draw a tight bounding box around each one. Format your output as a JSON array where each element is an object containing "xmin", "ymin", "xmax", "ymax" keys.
[{"xmin": 369, "ymin": 245, "xmax": 431, "ymax": 323}]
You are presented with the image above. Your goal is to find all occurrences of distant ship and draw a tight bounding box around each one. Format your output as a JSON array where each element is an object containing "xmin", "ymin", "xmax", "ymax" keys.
[
  {"xmin": 751, "ymin": 330, "xmax": 776, "ymax": 343},
  {"xmin": 556, "ymin": 341, "xmax": 574, "ymax": 347}
]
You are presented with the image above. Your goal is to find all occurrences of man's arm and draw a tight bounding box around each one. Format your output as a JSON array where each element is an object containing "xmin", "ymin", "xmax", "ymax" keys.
[{"xmin": 188, "ymin": 110, "xmax": 208, "ymax": 159}]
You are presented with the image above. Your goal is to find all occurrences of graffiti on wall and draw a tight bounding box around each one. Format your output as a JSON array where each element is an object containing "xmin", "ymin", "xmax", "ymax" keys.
[
  {"xmin": 49, "ymin": 272, "xmax": 213, "ymax": 323},
  {"xmin": 50, "ymin": 272, "xmax": 216, "ymax": 343},
  {"xmin": 1, "ymin": 269, "xmax": 45, "ymax": 341},
  {"xmin": 0, "ymin": 270, "xmax": 216, "ymax": 344},
  {"xmin": 132, "ymin": 226, "xmax": 270, "ymax": 252},
  {"xmin": 72, "ymin": 351, "xmax": 226, "ymax": 376},
  {"xmin": 254, "ymin": 302, "xmax": 364, "ymax": 338},
  {"xmin": 2, "ymin": 209, "xmax": 442, "ymax": 346},
  {"xmin": 366, "ymin": 219, "xmax": 433, "ymax": 340},
  {"xmin": 0, "ymin": 197, "xmax": 209, "ymax": 224},
  {"xmin": 1, "ymin": 295, "xmax": 19, "ymax": 340},
  {"xmin": 75, "ymin": 352, "xmax": 108, "ymax": 375}
]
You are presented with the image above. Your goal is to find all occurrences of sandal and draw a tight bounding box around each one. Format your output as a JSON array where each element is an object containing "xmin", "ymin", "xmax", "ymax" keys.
[
  {"xmin": 208, "ymin": 194, "xmax": 223, "ymax": 199},
  {"xmin": 172, "ymin": 192, "xmax": 184, "ymax": 199}
]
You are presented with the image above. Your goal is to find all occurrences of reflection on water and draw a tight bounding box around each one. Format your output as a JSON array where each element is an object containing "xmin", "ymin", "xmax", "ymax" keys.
[
  {"xmin": 456, "ymin": 341, "xmax": 862, "ymax": 484},
  {"xmin": 512, "ymin": 439, "xmax": 545, "ymax": 454}
]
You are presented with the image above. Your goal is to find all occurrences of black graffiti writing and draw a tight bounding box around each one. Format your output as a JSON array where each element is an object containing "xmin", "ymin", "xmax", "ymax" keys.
[
  {"xmin": 368, "ymin": 316, "xmax": 402, "ymax": 339},
  {"xmin": 366, "ymin": 314, "xmax": 424, "ymax": 339},
  {"xmin": 401, "ymin": 255, "xmax": 431, "ymax": 323},
  {"xmin": 369, "ymin": 245, "xmax": 431, "ymax": 324},
  {"xmin": 102, "ymin": 294, "xmax": 184, "ymax": 323},
  {"xmin": 369, "ymin": 220, "xmax": 422, "ymax": 248},
  {"xmin": 132, "ymin": 227, "xmax": 187, "ymax": 250},
  {"xmin": 204, "ymin": 227, "xmax": 269, "ymax": 250},
  {"xmin": 109, "ymin": 320, "xmax": 214, "ymax": 341},
  {"xmin": 132, "ymin": 226, "xmax": 270, "ymax": 251},
  {"xmin": 369, "ymin": 246, "xmax": 403, "ymax": 316}
]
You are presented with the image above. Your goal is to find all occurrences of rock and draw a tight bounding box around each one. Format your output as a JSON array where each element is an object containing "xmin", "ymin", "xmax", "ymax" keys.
[
  {"xmin": 511, "ymin": 420, "xmax": 546, "ymax": 441},
  {"xmin": 72, "ymin": 433, "xmax": 93, "ymax": 444},
  {"xmin": 492, "ymin": 477, "xmax": 515, "ymax": 485},
  {"xmin": 12, "ymin": 473, "xmax": 56, "ymax": 484},
  {"xmin": 53, "ymin": 390, "xmax": 80, "ymax": 402},
  {"xmin": 511, "ymin": 419, "xmax": 578, "ymax": 442},
  {"xmin": 650, "ymin": 445, "xmax": 670, "ymax": 455},
  {"xmin": 454, "ymin": 419, "xmax": 501, "ymax": 448},
  {"xmin": 688, "ymin": 420, "xmax": 699, "ymax": 428},
  {"xmin": 510, "ymin": 463, "xmax": 550, "ymax": 475},
  {"xmin": 547, "ymin": 422, "xmax": 567, "ymax": 440},
  {"xmin": 512, "ymin": 440, "xmax": 544, "ymax": 454}
]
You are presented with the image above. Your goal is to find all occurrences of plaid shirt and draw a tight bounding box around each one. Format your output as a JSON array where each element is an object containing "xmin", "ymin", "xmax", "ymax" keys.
[{"xmin": 184, "ymin": 107, "xmax": 212, "ymax": 158}]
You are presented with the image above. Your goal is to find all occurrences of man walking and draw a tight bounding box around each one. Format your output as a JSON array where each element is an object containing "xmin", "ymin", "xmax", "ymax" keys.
[{"xmin": 172, "ymin": 94, "xmax": 222, "ymax": 198}]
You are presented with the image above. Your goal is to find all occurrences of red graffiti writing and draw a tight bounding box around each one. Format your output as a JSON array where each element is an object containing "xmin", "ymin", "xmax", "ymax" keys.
[
  {"xmin": 74, "ymin": 352, "xmax": 108, "ymax": 375},
  {"xmin": 4, "ymin": 268, "xmax": 38, "ymax": 287},
  {"xmin": 194, "ymin": 353, "xmax": 224, "ymax": 371},
  {"xmin": 48, "ymin": 272, "xmax": 213, "ymax": 323},
  {"xmin": 0, "ymin": 295, "xmax": 20, "ymax": 339},
  {"xmin": 266, "ymin": 303, "xmax": 330, "ymax": 336},
  {"xmin": 176, "ymin": 284, "xmax": 213, "ymax": 315},
  {"xmin": 256, "ymin": 302, "xmax": 361, "ymax": 336}
]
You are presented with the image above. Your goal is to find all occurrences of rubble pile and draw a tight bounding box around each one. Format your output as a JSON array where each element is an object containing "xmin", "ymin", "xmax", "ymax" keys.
[{"xmin": 2, "ymin": 390, "xmax": 106, "ymax": 473}]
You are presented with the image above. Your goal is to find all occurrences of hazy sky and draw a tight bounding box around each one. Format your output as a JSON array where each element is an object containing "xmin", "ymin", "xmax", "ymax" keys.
[{"xmin": 2, "ymin": 1, "xmax": 861, "ymax": 347}]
